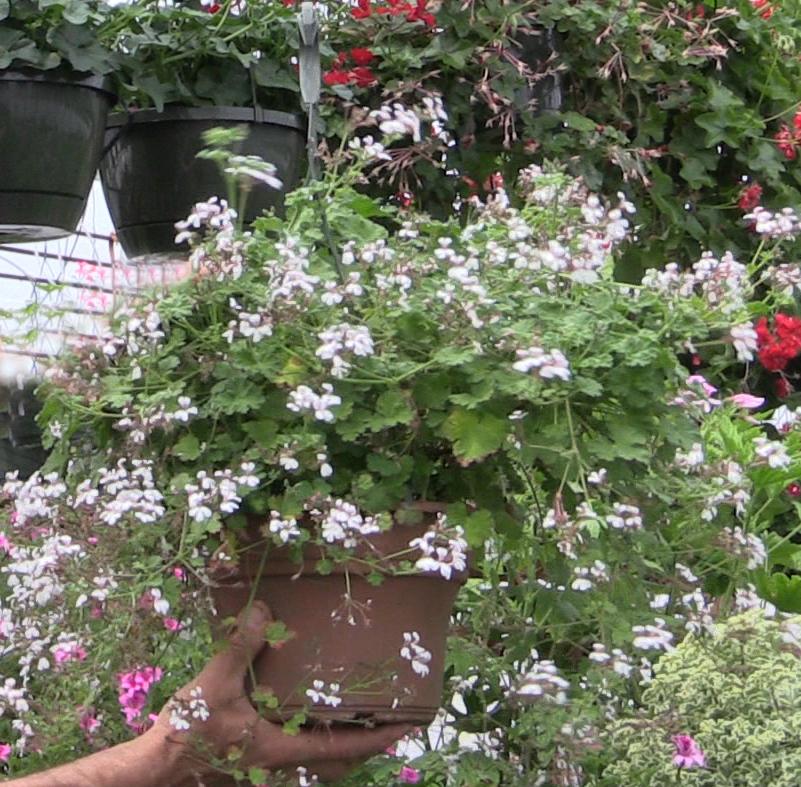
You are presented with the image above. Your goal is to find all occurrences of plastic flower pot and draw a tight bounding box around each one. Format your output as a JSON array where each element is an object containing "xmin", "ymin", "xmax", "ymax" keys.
[
  {"xmin": 0, "ymin": 69, "xmax": 114, "ymax": 243},
  {"xmin": 98, "ymin": 106, "xmax": 306, "ymax": 260},
  {"xmin": 209, "ymin": 504, "xmax": 466, "ymax": 725}
]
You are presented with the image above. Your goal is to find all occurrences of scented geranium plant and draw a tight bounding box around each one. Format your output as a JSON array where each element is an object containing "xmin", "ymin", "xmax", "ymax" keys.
[
  {"xmin": 107, "ymin": 0, "xmax": 301, "ymax": 111},
  {"xmin": 36, "ymin": 120, "xmax": 727, "ymax": 556},
  {"xmin": 0, "ymin": 0, "xmax": 119, "ymax": 74},
  {"xmin": 4, "ymin": 108, "xmax": 801, "ymax": 783}
]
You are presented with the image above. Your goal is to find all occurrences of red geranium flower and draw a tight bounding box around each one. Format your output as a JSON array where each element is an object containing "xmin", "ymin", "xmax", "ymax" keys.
[
  {"xmin": 750, "ymin": 0, "xmax": 773, "ymax": 18},
  {"xmin": 349, "ymin": 67, "xmax": 378, "ymax": 87},
  {"xmin": 352, "ymin": 0, "xmax": 372, "ymax": 19},
  {"xmin": 776, "ymin": 377, "xmax": 793, "ymax": 398},
  {"xmin": 350, "ymin": 48, "xmax": 376, "ymax": 67},
  {"xmin": 377, "ymin": 0, "xmax": 413, "ymax": 15},
  {"xmin": 323, "ymin": 70, "xmax": 351, "ymax": 86},
  {"xmin": 756, "ymin": 314, "xmax": 801, "ymax": 371},
  {"xmin": 775, "ymin": 123, "xmax": 799, "ymax": 161},
  {"xmin": 407, "ymin": 0, "xmax": 436, "ymax": 25},
  {"xmin": 787, "ymin": 482, "xmax": 801, "ymax": 497},
  {"xmin": 737, "ymin": 182, "xmax": 762, "ymax": 212}
]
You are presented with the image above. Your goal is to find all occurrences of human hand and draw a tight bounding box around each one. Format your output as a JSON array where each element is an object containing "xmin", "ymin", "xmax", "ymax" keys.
[{"xmin": 147, "ymin": 601, "xmax": 411, "ymax": 786}]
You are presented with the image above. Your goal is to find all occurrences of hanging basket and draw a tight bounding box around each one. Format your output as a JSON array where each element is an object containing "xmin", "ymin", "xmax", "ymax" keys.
[
  {"xmin": 98, "ymin": 106, "xmax": 306, "ymax": 260},
  {"xmin": 0, "ymin": 69, "xmax": 114, "ymax": 243},
  {"xmin": 209, "ymin": 504, "xmax": 466, "ymax": 726}
]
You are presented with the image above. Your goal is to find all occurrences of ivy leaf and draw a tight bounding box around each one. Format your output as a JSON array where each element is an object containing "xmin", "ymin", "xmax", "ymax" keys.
[
  {"xmin": 248, "ymin": 769, "xmax": 268, "ymax": 786},
  {"xmin": 173, "ymin": 434, "xmax": 201, "ymax": 461},
  {"xmin": 442, "ymin": 409, "xmax": 509, "ymax": 464},
  {"xmin": 209, "ymin": 379, "xmax": 264, "ymax": 415},
  {"xmin": 755, "ymin": 571, "xmax": 801, "ymax": 614},
  {"xmin": 372, "ymin": 389, "xmax": 414, "ymax": 429},
  {"xmin": 560, "ymin": 111, "xmax": 597, "ymax": 132}
]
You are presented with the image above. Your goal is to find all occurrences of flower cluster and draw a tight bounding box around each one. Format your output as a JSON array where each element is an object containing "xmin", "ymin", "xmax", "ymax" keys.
[
  {"xmin": 351, "ymin": 0, "xmax": 436, "ymax": 27},
  {"xmin": 184, "ymin": 464, "xmax": 260, "ymax": 523},
  {"xmin": 400, "ymin": 631, "xmax": 432, "ymax": 677},
  {"xmin": 507, "ymin": 659, "xmax": 570, "ymax": 705},
  {"xmin": 756, "ymin": 313, "xmax": 801, "ymax": 372},
  {"xmin": 167, "ymin": 686, "xmax": 210, "ymax": 732},
  {"xmin": 409, "ymin": 515, "xmax": 468, "ymax": 581},
  {"xmin": 309, "ymin": 498, "xmax": 383, "ymax": 548},
  {"xmin": 774, "ymin": 112, "xmax": 801, "ymax": 160},
  {"xmin": 323, "ymin": 48, "xmax": 378, "ymax": 87},
  {"xmin": 118, "ymin": 667, "xmax": 162, "ymax": 731},
  {"xmin": 305, "ymin": 680, "xmax": 343, "ymax": 707}
]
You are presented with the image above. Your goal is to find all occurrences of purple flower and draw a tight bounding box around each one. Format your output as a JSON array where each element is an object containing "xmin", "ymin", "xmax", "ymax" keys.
[{"xmin": 672, "ymin": 735, "xmax": 706, "ymax": 769}]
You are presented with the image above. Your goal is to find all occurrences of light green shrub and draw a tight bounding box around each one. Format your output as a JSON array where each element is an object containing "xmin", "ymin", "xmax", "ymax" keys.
[{"xmin": 599, "ymin": 611, "xmax": 801, "ymax": 787}]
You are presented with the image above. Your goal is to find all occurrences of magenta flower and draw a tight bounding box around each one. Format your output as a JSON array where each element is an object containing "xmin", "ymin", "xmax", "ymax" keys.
[
  {"xmin": 0, "ymin": 743, "xmax": 11, "ymax": 762},
  {"xmin": 672, "ymin": 735, "xmax": 706, "ymax": 769},
  {"xmin": 399, "ymin": 766, "xmax": 421, "ymax": 784}
]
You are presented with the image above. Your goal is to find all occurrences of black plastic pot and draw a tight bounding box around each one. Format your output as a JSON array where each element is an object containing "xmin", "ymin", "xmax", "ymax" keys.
[
  {"xmin": 99, "ymin": 107, "xmax": 306, "ymax": 259},
  {"xmin": 0, "ymin": 69, "xmax": 114, "ymax": 243}
]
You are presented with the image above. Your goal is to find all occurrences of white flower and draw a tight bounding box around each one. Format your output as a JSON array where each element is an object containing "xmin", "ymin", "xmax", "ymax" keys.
[
  {"xmin": 631, "ymin": 619, "xmax": 674, "ymax": 651},
  {"xmin": 605, "ymin": 503, "xmax": 643, "ymax": 530},
  {"xmin": 235, "ymin": 462, "xmax": 260, "ymax": 488},
  {"xmin": 410, "ymin": 515, "xmax": 468, "ymax": 580},
  {"xmin": 169, "ymin": 706, "xmax": 190, "ymax": 732},
  {"xmin": 400, "ymin": 632, "xmax": 432, "ymax": 677},
  {"xmin": 172, "ymin": 397, "xmax": 198, "ymax": 423},
  {"xmin": 305, "ymin": 679, "xmax": 342, "ymax": 707},
  {"xmin": 287, "ymin": 384, "xmax": 342, "ymax": 422},
  {"xmin": 753, "ymin": 436, "xmax": 792, "ymax": 469},
  {"xmin": 513, "ymin": 346, "xmax": 571, "ymax": 381},
  {"xmin": 730, "ymin": 323, "xmax": 758, "ymax": 362},
  {"xmin": 267, "ymin": 511, "xmax": 301, "ymax": 544}
]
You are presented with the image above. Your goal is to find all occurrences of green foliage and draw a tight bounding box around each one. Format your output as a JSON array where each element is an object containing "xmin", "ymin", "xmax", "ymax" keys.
[
  {"xmin": 0, "ymin": 0, "xmax": 118, "ymax": 73},
  {"xmin": 521, "ymin": 0, "xmax": 801, "ymax": 273}
]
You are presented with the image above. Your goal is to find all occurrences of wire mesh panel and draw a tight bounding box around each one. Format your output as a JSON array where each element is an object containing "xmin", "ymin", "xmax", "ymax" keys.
[{"xmin": 0, "ymin": 180, "xmax": 190, "ymax": 477}]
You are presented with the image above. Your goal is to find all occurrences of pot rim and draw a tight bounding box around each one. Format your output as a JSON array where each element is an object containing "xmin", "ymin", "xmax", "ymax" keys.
[
  {"xmin": 106, "ymin": 106, "xmax": 306, "ymax": 131},
  {"xmin": 0, "ymin": 67, "xmax": 114, "ymax": 97}
]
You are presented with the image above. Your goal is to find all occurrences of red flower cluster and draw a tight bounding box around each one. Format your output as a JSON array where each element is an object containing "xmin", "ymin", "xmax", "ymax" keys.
[
  {"xmin": 737, "ymin": 182, "xmax": 762, "ymax": 211},
  {"xmin": 750, "ymin": 0, "xmax": 774, "ymax": 18},
  {"xmin": 323, "ymin": 49, "xmax": 378, "ymax": 87},
  {"xmin": 756, "ymin": 314, "xmax": 801, "ymax": 371},
  {"xmin": 352, "ymin": 0, "xmax": 436, "ymax": 27},
  {"xmin": 774, "ymin": 112, "xmax": 801, "ymax": 161}
]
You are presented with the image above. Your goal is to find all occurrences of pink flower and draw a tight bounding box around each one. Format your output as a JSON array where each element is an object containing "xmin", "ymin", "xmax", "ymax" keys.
[
  {"xmin": 686, "ymin": 374, "xmax": 717, "ymax": 397},
  {"xmin": 118, "ymin": 667, "xmax": 163, "ymax": 731},
  {"xmin": 0, "ymin": 534, "xmax": 11, "ymax": 552},
  {"xmin": 672, "ymin": 735, "xmax": 706, "ymax": 769},
  {"xmin": 787, "ymin": 482, "xmax": 801, "ymax": 497},
  {"xmin": 173, "ymin": 567, "xmax": 185, "ymax": 580},
  {"xmin": 0, "ymin": 743, "xmax": 11, "ymax": 761},
  {"xmin": 399, "ymin": 766, "xmax": 421, "ymax": 784},
  {"xmin": 79, "ymin": 708, "xmax": 101, "ymax": 739},
  {"xmin": 163, "ymin": 618, "xmax": 182, "ymax": 632},
  {"xmin": 54, "ymin": 643, "xmax": 87, "ymax": 664},
  {"xmin": 726, "ymin": 393, "xmax": 765, "ymax": 409}
]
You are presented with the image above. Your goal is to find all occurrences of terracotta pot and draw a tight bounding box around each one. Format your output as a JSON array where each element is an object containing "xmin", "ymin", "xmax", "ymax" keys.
[{"xmin": 209, "ymin": 504, "xmax": 465, "ymax": 725}]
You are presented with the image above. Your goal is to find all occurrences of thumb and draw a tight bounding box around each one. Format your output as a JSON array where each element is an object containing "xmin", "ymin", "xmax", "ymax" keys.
[{"xmin": 202, "ymin": 600, "xmax": 273, "ymax": 694}]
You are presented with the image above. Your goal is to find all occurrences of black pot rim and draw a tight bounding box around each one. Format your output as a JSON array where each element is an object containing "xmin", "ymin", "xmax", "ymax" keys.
[
  {"xmin": 107, "ymin": 106, "xmax": 306, "ymax": 131},
  {"xmin": 0, "ymin": 67, "xmax": 113, "ymax": 97}
]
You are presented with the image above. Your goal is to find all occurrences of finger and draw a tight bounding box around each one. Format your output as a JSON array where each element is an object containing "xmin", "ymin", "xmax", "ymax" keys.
[
  {"xmin": 253, "ymin": 721, "xmax": 413, "ymax": 770},
  {"xmin": 310, "ymin": 758, "xmax": 370, "ymax": 783},
  {"xmin": 199, "ymin": 600, "xmax": 273, "ymax": 695}
]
